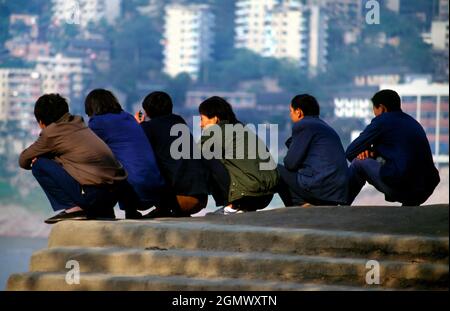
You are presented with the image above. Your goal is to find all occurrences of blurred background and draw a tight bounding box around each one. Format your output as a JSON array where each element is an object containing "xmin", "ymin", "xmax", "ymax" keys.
[{"xmin": 0, "ymin": 0, "xmax": 448, "ymax": 289}]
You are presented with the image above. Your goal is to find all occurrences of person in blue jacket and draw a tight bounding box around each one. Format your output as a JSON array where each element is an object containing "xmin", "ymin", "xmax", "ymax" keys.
[
  {"xmin": 277, "ymin": 94, "xmax": 349, "ymax": 206},
  {"xmin": 346, "ymin": 89, "xmax": 440, "ymax": 206},
  {"xmin": 85, "ymin": 89, "xmax": 166, "ymax": 217}
]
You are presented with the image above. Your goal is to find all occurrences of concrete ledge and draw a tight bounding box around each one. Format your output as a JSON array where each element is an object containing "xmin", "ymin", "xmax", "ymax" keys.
[
  {"xmin": 7, "ymin": 205, "xmax": 449, "ymax": 291},
  {"xmin": 48, "ymin": 221, "xmax": 449, "ymax": 262},
  {"xmin": 29, "ymin": 247, "xmax": 449, "ymax": 289},
  {"xmin": 197, "ymin": 205, "xmax": 449, "ymax": 236},
  {"xmin": 7, "ymin": 272, "xmax": 367, "ymax": 291}
]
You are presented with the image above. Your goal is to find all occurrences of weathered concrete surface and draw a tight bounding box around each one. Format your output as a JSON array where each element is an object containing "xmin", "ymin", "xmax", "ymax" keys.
[
  {"xmin": 197, "ymin": 205, "xmax": 449, "ymax": 236},
  {"xmin": 47, "ymin": 220, "xmax": 448, "ymax": 262},
  {"xmin": 28, "ymin": 247, "xmax": 448, "ymax": 289},
  {"xmin": 8, "ymin": 272, "xmax": 363, "ymax": 291},
  {"xmin": 7, "ymin": 205, "xmax": 449, "ymax": 291}
]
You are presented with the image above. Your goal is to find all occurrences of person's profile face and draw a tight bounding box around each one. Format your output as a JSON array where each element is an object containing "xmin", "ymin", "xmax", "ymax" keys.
[
  {"xmin": 200, "ymin": 114, "xmax": 218, "ymax": 129},
  {"xmin": 289, "ymin": 105, "xmax": 303, "ymax": 123},
  {"xmin": 373, "ymin": 104, "xmax": 386, "ymax": 117}
]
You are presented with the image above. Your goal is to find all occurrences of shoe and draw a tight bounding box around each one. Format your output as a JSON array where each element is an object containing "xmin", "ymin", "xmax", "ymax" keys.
[
  {"xmin": 224, "ymin": 206, "xmax": 244, "ymax": 215},
  {"xmin": 45, "ymin": 210, "xmax": 87, "ymax": 224}
]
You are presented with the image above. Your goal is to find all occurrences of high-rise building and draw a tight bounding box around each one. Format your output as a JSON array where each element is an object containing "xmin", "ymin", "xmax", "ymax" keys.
[
  {"xmin": 0, "ymin": 56, "xmax": 89, "ymax": 133},
  {"xmin": 306, "ymin": 0, "xmax": 362, "ymax": 45},
  {"xmin": 235, "ymin": 0, "xmax": 279, "ymax": 55},
  {"xmin": 432, "ymin": 20, "xmax": 449, "ymax": 51},
  {"xmin": 235, "ymin": 0, "xmax": 328, "ymax": 73},
  {"xmin": 0, "ymin": 68, "xmax": 42, "ymax": 133},
  {"xmin": 308, "ymin": 5, "xmax": 328, "ymax": 74},
  {"xmin": 35, "ymin": 54, "xmax": 90, "ymax": 99},
  {"xmin": 423, "ymin": 20, "xmax": 449, "ymax": 51},
  {"xmin": 51, "ymin": 0, "xmax": 121, "ymax": 28},
  {"xmin": 163, "ymin": 4, "xmax": 215, "ymax": 80}
]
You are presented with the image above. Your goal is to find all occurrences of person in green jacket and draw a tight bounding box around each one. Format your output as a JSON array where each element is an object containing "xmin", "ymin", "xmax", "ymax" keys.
[{"xmin": 199, "ymin": 96, "xmax": 279, "ymax": 215}]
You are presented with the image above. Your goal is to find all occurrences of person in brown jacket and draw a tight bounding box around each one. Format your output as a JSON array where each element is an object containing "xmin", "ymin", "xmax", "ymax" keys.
[{"xmin": 19, "ymin": 93, "xmax": 137, "ymax": 224}]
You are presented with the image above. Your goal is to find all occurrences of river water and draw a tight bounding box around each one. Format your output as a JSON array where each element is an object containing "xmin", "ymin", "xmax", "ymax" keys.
[{"xmin": 0, "ymin": 236, "xmax": 48, "ymax": 290}]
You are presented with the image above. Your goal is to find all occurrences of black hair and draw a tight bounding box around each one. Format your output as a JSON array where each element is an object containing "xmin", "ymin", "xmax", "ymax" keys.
[
  {"xmin": 142, "ymin": 91, "xmax": 173, "ymax": 118},
  {"xmin": 84, "ymin": 89, "xmax": 123, "ymax": 117},
  {"xmin": 291, "ymin": 94, "xmax": 320, "ymax": 116},
  {"xmin": 34, "ymin": 93, "xmax": 69, "ymax": 126},
  {"xmin": 371, "ymin": 89, "xmax": 402, "ymax": 112},
  {"xmin": 198, "ymin": 96, "xmax": 240, "ymax": 125}
]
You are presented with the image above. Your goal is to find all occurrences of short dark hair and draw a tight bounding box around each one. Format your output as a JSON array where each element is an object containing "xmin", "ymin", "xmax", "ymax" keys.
[
  {"xmin": 199, "ymin": 96, "xmax": 240, "ymax": 124},
  {"xmin": 371, "ymin": 89, "xmax": 402, "ymax": 112},
  {"xmin": 291, "ymin": 94, "xmax": 320, "ymax": 116},
  {"xmin": 34, "ymin": 94, "xmax": 69, "ymax": 126},
  {"xmin": 142, "ymin": 91, "xmax": 173, "ymax": 118},
  {"xmin": 84, "ymin": 89, "xmax": 123, "ymax": 117}
]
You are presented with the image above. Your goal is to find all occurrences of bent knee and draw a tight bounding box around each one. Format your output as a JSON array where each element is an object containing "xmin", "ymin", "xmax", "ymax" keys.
[{"xmin": 31, "ymin": 158, "xmax": 58, "ymax": 176}]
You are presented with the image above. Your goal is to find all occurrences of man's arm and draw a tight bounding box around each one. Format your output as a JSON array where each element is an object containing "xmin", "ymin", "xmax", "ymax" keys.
[
  {"xmin": 18, "ymin": 133, "xmax": 53, "ymax": 170},
  {"xmin": 346, "ymin": 118, "xmax": 382, "ymax": 161},
  {"xmin": 283, "ymin": 125, "xmax": 312, "ymax": 171}
]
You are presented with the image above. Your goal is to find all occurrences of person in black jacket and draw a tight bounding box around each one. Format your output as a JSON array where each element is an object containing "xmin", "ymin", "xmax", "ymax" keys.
[
  {"xmin": 346, "ymin": 89, "xmax": 440, "ymax": 206},
  {"xmin": 137, "ymin": 91, "xmax": 209, "ymax": 218},
  {"xmin": 277, "ymin": 94, "xmax": 349, "ymax": 207}
]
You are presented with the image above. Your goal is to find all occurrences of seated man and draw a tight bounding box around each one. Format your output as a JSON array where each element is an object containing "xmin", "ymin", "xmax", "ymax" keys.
[
  {"xmin": 19, "ymin": 94, "xmax": 129, "ymax": 224},
  {"xmin": 346, "ymin": 89, "xmax": 440, "ymax": 206},
  {"xmin": 277, "ymin": 94, "xmax": 349, "ymax": 206},
  {"xmin": 137, "ymin": 91, "xmax": 209, "ymax": 218}
]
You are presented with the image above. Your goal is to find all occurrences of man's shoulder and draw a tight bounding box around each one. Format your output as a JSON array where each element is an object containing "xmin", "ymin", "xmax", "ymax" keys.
[
  {"xmin": 371, "ymin": 111, "xmax": 417, "ymax": 128},
  {"xmin": 45, "ymin": 115, "xmax": 86, "ymax": 135},
  {"xmin": 293, "ymin": 117, "xmax": 330, "ymax": 132}
]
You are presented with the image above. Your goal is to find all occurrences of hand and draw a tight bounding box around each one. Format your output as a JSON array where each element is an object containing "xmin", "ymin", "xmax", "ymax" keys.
[
  {"xmin": 30, "ymin": 157, "xmax": 38, "ymax": 168},
  {"xmin": 134, "ymin": 111, "xmax": 144, "ymax": 124},
  {"xmin": 357, "ymin": 150, "xmax": 375, "ymax": 160}
]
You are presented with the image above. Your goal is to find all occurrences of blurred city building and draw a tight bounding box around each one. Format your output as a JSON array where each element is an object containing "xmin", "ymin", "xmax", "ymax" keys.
[
  {"xmin": 0, "ymin": 68, "xmax": 42, "ymax": 134},
  {"xmin": 186, "ymin": 90, "xmax": 256, "ymax": 110},
  {"xmin": 307, "ymin": 0, "xmax": 362, "ymax": 45},
  {"xmin": 235, "ymin": 0, "xmax": 328, "ymax": 74},
  {"xmin": 51, "ymin": 0, "xmax": 121, "ymax": 28},
  {"xmin": 163, "ymin": 3, "xmax": 215, "ymax": 80},
  {"xmin": 5, "ymin": 14, "xmax": 50, "ymax": 61}
]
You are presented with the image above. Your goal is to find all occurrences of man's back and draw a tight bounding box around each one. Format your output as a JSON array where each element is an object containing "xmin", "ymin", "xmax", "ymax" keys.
[
  {"xmin": 88, "ymin": 111, "xmax": 165, "ymax": 201},
  {"xmin": 284, "ymin": 116, "xmax": 349, "ymax": 204},
  {"xmin": 141, "ymin": 114, "xmax": 208, "ymax": 196},
  {"xmin": 346, "ymin": 111, "xmax": 440, "ymax": 202},
  {"xmin": 19, "ymin": 113, "xmax": 126, "ymax": 186}
]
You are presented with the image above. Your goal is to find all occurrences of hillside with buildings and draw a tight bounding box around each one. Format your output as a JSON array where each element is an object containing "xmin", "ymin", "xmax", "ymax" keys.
[{"xmin": 0, "ymin": 0, "xmax": 448, "ymax": 218}]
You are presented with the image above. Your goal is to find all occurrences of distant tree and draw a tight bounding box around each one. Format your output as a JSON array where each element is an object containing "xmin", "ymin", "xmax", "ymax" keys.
[
  {"xmin": 102, "ymin": 13, "xmax": 163, "ymax": 105},
  {"xmin": 165, "ymin": 73, "xmax": 193, "ymax": 107}
]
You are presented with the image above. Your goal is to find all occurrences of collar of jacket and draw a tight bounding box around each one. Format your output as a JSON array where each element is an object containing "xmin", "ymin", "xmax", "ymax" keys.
[{"xmin": 55, "ymin": 112, "xmax": 73, "ymax": 124}]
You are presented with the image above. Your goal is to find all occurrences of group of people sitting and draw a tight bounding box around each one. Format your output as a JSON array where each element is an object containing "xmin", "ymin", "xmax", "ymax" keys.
[{"xmin": 18, "ymin": 88, "xmax": 440, "ymax": 224}]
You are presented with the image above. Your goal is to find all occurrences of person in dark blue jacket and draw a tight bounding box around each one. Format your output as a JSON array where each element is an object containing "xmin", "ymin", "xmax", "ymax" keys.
[
  {"xmin": 277, "ymin": 94, "xmax": 349, "ymax": 206},
  {"xmin": 346, "ymin": 89, "xmax": 440, "ymax": 206},
  {"xmin": 85, "ymin": 89, "xmax": 166, "ymax": 217}
]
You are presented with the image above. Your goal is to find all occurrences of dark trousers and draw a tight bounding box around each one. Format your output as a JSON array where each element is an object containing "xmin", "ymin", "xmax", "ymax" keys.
[
  {"xmin": 347, "ymin": 158, "xmax": 415, "ymax": 205},
  {"xmin": 32, "ymin": 158, "xmax": 127, "ymax": 218},
  {"xmin": 204, "ymin": 159, "xmax": 273, "ymax": 211},
  {"xmin": 277, "ymin": 164, "xmax": 339, "ymax": 206}
]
